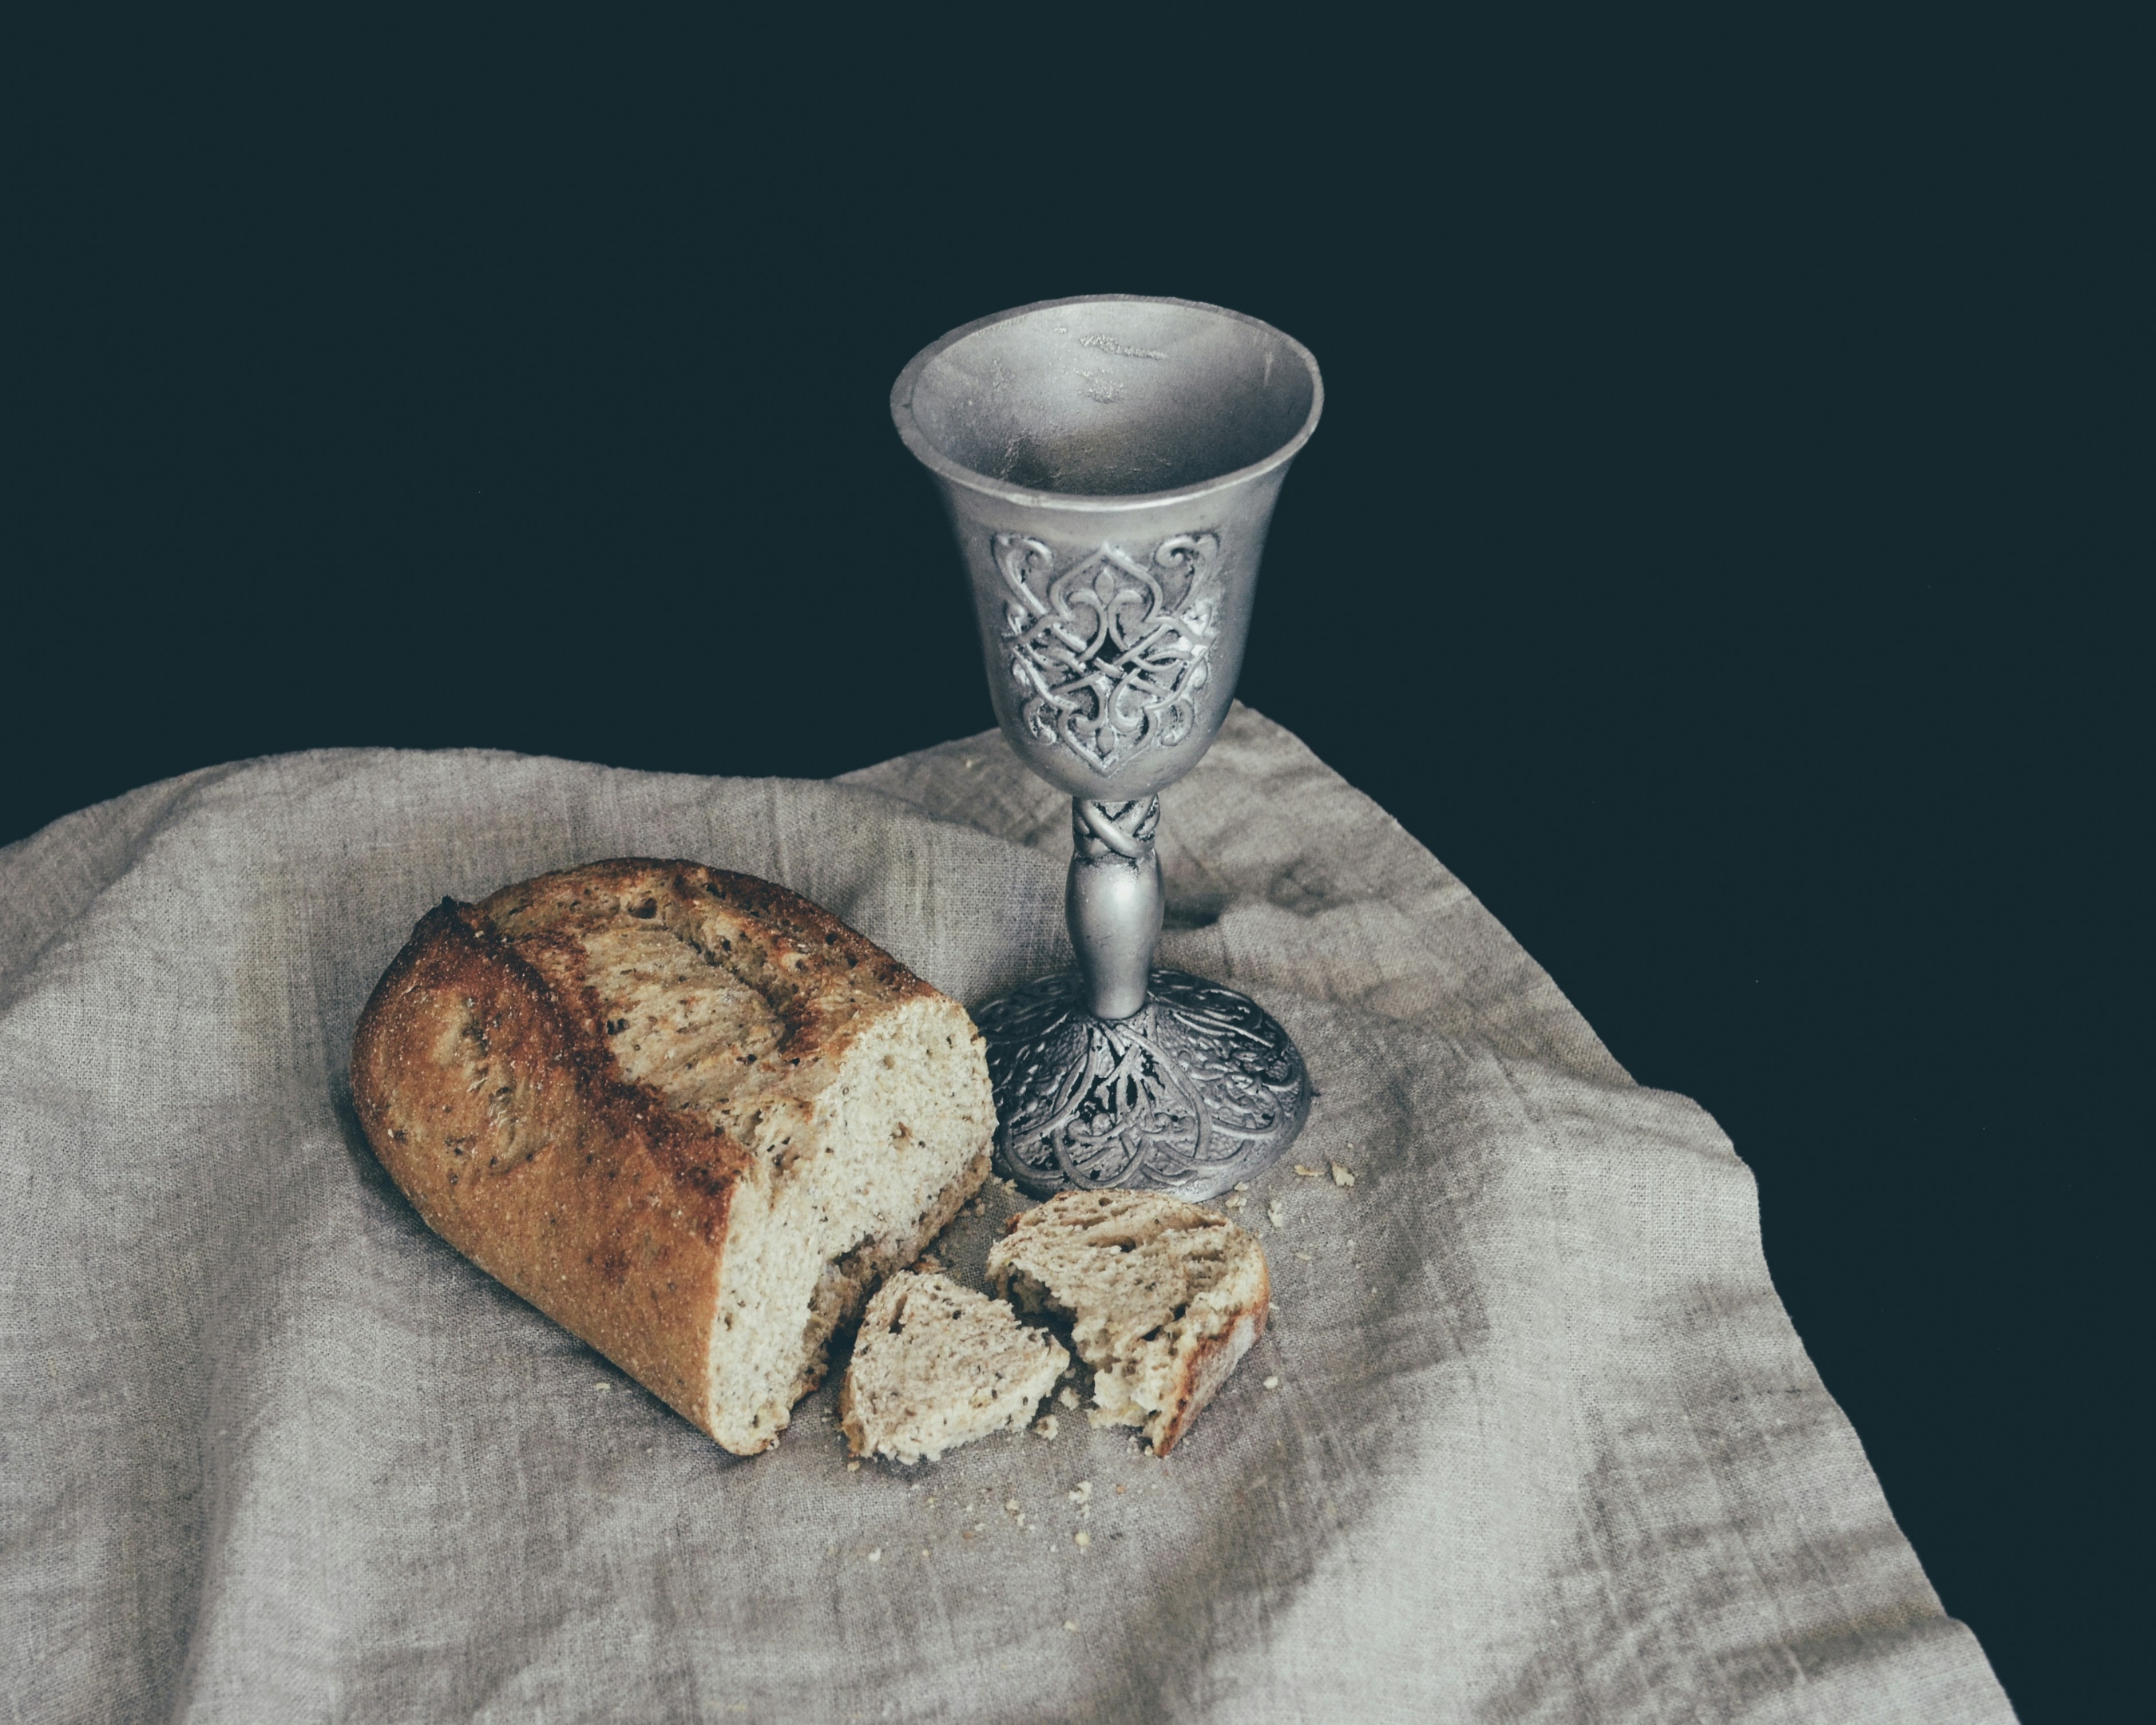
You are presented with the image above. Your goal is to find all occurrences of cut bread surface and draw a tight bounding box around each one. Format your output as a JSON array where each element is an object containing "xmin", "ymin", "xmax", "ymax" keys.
[
  {"xmin": 839, "ymin": 1271, "xmax": 1070, "ymax": 1464},
  {"xmin": 986, "ymin": 1190, "xmax": 1269, "ymax": 1456},
  {"xmin": 351, "ymin": 859, "xmax": 995, "ymax": 1455}
]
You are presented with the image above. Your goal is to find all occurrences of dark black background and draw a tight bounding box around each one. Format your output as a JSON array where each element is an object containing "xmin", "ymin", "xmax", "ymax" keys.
[{"xmin": 8, "ymin": 14, "xmax": 2138, "ymax": 1717}]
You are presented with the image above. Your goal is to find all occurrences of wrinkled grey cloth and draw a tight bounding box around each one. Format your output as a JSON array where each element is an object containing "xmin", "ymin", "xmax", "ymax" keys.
[{"xmin": 0, "ymin": 707, "xmax": 2012, "ymax": 1723}]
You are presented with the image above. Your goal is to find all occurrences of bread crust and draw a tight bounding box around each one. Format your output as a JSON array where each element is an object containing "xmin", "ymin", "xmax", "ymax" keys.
[
  {"xmin": 1153, "ymin": 1301, "xmax": 1266, "ymax": 1456},
  {"xmin": 349, "ymin": 859, "xmax": 980, "ymax": 1445}
]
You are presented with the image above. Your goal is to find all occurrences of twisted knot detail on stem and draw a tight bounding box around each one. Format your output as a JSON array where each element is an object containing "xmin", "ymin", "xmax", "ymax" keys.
[{"xmin": 1072, "ymin": 796, "xmax": 1159, "ymax": 862}]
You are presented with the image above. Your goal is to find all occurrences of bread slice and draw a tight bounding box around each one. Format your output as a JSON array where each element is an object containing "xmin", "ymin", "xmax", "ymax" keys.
[
  {"xmin": 986, "ymin": 1191, "xmax": 1269, "ymax": 1456},
  {"xmin": 350, "ymin": 859, "xmax": 994, "ymax": 1455},
  {"xmin": 838, "ymin": 1271, "xmax": 1070, "ymax": 1464}
]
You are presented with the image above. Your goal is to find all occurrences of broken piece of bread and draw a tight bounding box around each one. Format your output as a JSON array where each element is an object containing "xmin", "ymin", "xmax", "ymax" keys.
[
  {"xmin": 350, "ymin": 859, "xmax": 995, "ymax": 1456},
  {"xmin": 839, "ymin": 1271, "xmax": 1070, "ymax": 1463},
  {"xmin": 986, "ymin": 1190, "xmax": 1269, "ymax": 1456}
]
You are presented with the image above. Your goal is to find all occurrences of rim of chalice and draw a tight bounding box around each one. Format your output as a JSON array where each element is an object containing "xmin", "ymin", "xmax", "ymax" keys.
[{"xmin": 890, "ymin": 293, "xmax": 1325, "ymax": 513}]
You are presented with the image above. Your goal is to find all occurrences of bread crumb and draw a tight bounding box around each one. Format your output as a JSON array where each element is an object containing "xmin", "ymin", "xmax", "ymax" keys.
[
  {"xmin": 1294, "ymin": 1164, "xmax": 1320, "ymax": 1177},
  {"xmin": 1064, "ymin": 1621, "xmax": 1079, "ymax": 1632},
  {"xmin": 1266, "ymin": 1199, "xmax": 1286, "ymax": 1230},
  {"xmin": 1115, "ymin": 1484, "xmax": 1126, "ymax": 1494},
  {"xmin": 1295, "ymin": 1251, "xmax": 1313, "ymax": 1262},
  {"xmin": 1223, "ymin": 1194, "xmax": 1245, "ymax": 1210},
  {"xmin": 1057, "ymin": 1386, "xmax": 1079, "ymax": 1410},
  {"xmin": 920, "ymin": 1549, "xmax": 930, "ymax": 1559},
  {"xmin": 1069, "ymin": 1481, "xmax": 1092, "ymax": 1504},
  {"xmin": 1234, "ymin": 1181, "xmax": 1250, "ymax": 1192},
  {"xmin": 867, "ymin": 1549, "xmax": 881, "ymax": 1563},
  {"xmin": 1262, "ymin": 1376, "xmax": 1280, "ymax": 1390},
  {"xmin": 1330, "ymin": 1161, "xmax": 1355, "ymax": 1187},
  {"xmin": 1005, "ymin": 1499, "xmax": 1021, "ymax": 1513},
  {"xmin": 1074, "ymin": 1531, "xmax": 1091, "ymax": 1547},
  {"xmin": 1034, "ymin": 1414, "xmax": 1059, "ymax": 1440},
  {"xmin": 846, "ymin": 1461, "xmax": 861, "ymax": 1472}
]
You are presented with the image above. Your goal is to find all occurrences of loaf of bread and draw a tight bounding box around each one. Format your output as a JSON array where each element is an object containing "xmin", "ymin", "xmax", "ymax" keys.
[
  {"xmin": 838, "ymin": 1270, "xmax": 1070, "ymax": 1464},
  {"xmin": 987, "ymin": 1190, "xmax": 1269, "ymax": 1456},
  {"xmin": 349, "ymin": 859, "xmax": 995, "ymax": 1454}
]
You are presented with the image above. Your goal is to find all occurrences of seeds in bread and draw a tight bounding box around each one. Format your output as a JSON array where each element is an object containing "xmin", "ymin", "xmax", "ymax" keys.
[
  {"xmin": 986, "ymin": 1190, "xmax": 1269, "ymax": 1456},
  {"xmin": 350, "ymin": 859, "xmax": 994, "ymax": 1455},
  {"xmin": 838, "ymin": 1271, "xmax": 1069, "ymax": 1464}
]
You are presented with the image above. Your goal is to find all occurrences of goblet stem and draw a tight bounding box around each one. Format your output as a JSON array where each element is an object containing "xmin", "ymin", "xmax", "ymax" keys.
[
  {"xmin": 1065, "ymin": 796, "xmax": 1163, "ymax": 1021},
  {"xmin": 978, "ymin": 792, "xmax": 1312, "ymax": 1202}
]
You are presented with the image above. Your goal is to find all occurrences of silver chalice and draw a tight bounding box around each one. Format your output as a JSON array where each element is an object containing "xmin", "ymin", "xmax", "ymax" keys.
[{"xmin": 893, "ymin": 295, "xmax": 1322, "ymax": 1203}]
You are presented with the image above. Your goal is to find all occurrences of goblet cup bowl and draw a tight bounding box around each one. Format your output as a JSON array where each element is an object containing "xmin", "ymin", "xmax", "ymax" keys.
[{"xmin": 893, "ymin": 295, "xmax": 1322, "ymax": 1202}]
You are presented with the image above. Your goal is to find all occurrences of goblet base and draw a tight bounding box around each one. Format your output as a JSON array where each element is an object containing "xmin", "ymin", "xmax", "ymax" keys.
[{"xmin": 976, "ymin": 970, "xmax": 1311, "ymax": 1204}]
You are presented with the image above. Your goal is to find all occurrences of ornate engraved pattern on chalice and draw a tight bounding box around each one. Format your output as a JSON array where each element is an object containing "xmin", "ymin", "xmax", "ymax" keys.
[
  {"xmin": 993, "ymin": 532, "xmax": 1221, "ymax": 775},
  {"xmin": 977, "ymin": 970, "xmax": 1310, "ymax": 1201}
]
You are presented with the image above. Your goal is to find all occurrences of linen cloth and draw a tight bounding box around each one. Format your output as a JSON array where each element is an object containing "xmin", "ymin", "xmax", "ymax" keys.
[{"xmin": 0, "ymin": 706, "xmax": 2013, "ymax": 1723}]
